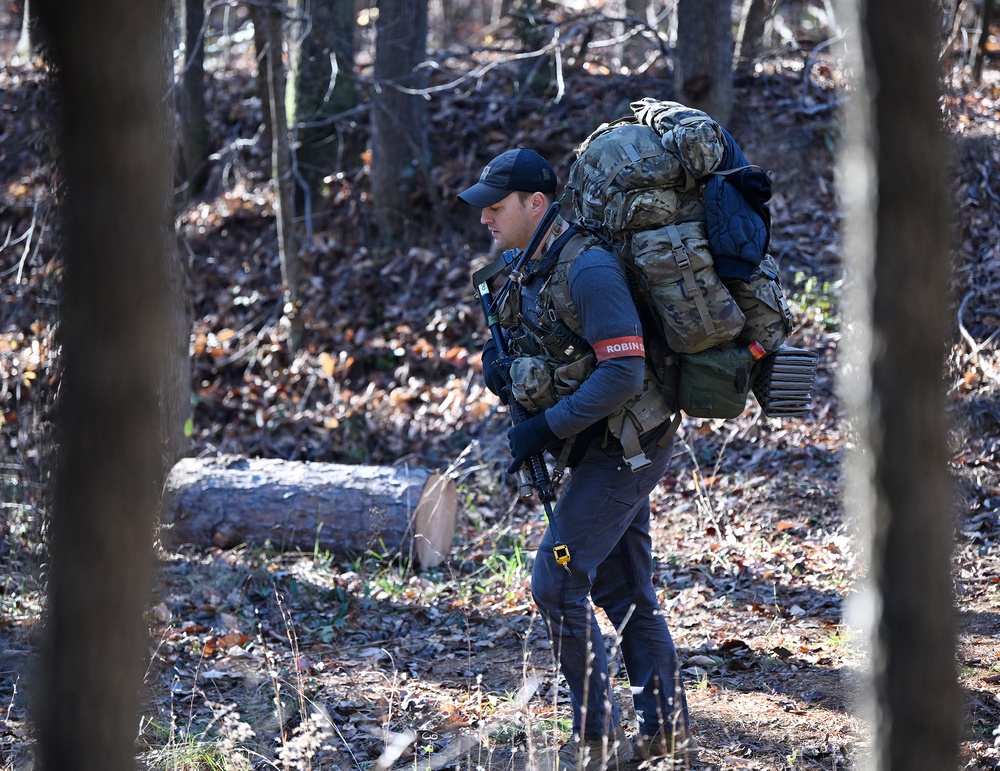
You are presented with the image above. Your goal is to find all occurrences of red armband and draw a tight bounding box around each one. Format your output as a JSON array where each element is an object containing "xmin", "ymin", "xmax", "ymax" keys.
[{"xmin": 594, "ymin": 336, "xmax": 645, "ymax": 362}]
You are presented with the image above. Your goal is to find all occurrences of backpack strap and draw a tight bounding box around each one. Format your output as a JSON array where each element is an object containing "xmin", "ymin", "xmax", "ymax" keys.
[
  {"xmin": 617, "ymin": 411, "xmax": 650, "ymax": 471},
  {"xmin": 657, "ymin": 410, "xmax": 682, "ymax": 446},
  {"xmin": 551, "ymin": 435, "xmax": 576, "ymax": 484},
  {"xmin": 664, "ymin": 224, "xmax": 716, "ymax": 338},
  {"xmin": 710, "ymin": 163, "xmax": 764, "ymax": 178},
  {"xmin": 606, "ymin": 379, "xmax": 678, "ymax": 471},
  {"xmin": 536, "ymin": 229, "xmax": 603, "ymax": 331},
  {"xmin": 528, "ymin": 224, "xmax": 586, "ymax": 280}
]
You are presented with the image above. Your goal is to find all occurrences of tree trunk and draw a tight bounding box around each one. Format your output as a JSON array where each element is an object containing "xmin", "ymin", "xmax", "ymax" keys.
[
  {"xmin": 162, "ymin": 2, "xmax": 193, "ymax": 470},
  {"xmin": 253, "ymin": 10, "xmax": 273, "ymax": 160},
  {"xmin": 16, "ymin": 0, "xmax": 34, "ymax": 57},
  {"xmin": 839, "ymin": 0, "xmax": 961, "ymax": 768},
  {"xmin": 162, "ymin": 233, "xmax": 192, "ymax": 468},
  {"xmin": 253, "ymin": 1, "xmax": 304, "ymax": 348},
  {"xmin": 289, "ymin": 0, "xmax": 357, "ymax": 214},
  {"xmin": 33, "ymin": 1, "xmax": 175, "ymax": 769},
  {"xmin": 674, "ymin": 0, "xmax": 734, "ymax": 125},
  {"xmin": 734, "ymin": 0, "xmax": 775, "ymax": 76},
  {"xmin": 972, "ymin": 0, "xmax": 995, "ymax": 83},
  {"xmin": 161, "ymin": 457, "xmax": 458, "ymax": 568},
  {"xmin": 603, "ymin": 0, "xmax": 627, "ymax": 71},
  {"xmin": 370, "ymin": 0, "xmax": 430, "ymax": 246},
  {"xmin": 178, "ymin": 0, "xmax": 210, "ymax": 193}
]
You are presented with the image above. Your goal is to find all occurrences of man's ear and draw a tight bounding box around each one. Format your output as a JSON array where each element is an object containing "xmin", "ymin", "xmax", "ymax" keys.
[{"xmin": 529, "ymin": 192, "xmax": 549, "ymax": 214}]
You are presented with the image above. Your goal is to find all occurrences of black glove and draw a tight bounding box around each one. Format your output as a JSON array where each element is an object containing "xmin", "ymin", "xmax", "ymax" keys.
[
  {"xmin": 507, "ymin": 412, "xmax": 557, "ymax": 474},
  {"xmin": 481, "ymin": 340, "xmax": 509, "ymax": 404}
]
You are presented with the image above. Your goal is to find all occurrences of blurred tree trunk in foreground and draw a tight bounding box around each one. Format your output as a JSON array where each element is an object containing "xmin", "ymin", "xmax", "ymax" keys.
[
  {"xmin": 33, "ymin": 0, "xmax": 177, "ymax": 769},
  {"xmin": 674, "ymin": 0, "xmax": 733, "ymax": 125},
  {"xmin": 839, "ymin": 0, "xmax": 961, "ymax": 768},
  {"xmin": 371, "ymin": 0, "xmax": 430, "ymax": 246}
]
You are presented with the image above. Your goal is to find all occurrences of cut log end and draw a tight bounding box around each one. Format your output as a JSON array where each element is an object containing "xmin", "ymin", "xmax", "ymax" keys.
[{"xmin": 412, "ymin": 472, "xmax": 458, "ymax": 569}]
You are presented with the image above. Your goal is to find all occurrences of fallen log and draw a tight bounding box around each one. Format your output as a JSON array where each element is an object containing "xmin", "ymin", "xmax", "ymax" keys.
[{"xmin": 160, "ymin": 456, "xmax": 457, "ymax": 568}]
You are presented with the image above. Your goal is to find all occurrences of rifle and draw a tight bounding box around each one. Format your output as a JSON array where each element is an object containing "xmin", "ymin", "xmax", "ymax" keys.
[{"xmin": 472, "ymin": 202, "xmax": 571, "ymax": 568}]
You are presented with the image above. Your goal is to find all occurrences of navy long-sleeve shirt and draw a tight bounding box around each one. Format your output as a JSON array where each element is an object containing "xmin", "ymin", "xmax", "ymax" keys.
[{"xmin": 524, "ymin": 246, "xmax": 646, "ymax": 440}]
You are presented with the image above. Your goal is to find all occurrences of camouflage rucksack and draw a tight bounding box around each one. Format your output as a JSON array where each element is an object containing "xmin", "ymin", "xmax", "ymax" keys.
[{"xmin": 565, "ymin": 99, "xmax": 796, "ymax": 419}]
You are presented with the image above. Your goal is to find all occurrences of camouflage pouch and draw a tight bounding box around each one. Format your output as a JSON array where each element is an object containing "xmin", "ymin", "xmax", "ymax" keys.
[
  {"xmin": 678, "ymin": 345, "xmax": 755, "ymax": 419},
  {"xmin": 630, "ymin": 221, "xmax": 745, "ymax": 354},
  {"xmin": 630, "ymin": 98, "xmax": 724, "ymax": 179},
  {"xmin": 553, "ymin": 353, "xmax": 596, "ymax": 400},
  {"xmin": 726, "ymin": 254, "xmax": 793, "ymax": 354},
  {"xmin": 509, "ymin": 356, "xmax": 556, "ymax": 412},
  {"xmin": 567, "ymin": 122, "xmax": 685, "ymax": 233}
]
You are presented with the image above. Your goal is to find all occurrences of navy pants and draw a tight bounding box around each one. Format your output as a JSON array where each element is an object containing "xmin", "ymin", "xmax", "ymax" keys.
[{"xmin": 531, "ymin": 429, "xmax": 690, "ymax": 740}]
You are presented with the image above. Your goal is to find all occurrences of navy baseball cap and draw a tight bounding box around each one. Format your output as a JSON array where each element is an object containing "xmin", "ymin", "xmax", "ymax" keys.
[{"xmin": 458, "ymin": 148, "xmax": 557, "ymax": 208}]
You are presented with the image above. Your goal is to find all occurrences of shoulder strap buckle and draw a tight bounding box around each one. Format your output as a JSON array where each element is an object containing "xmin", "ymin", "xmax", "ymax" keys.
[{"xmin": 618, "ymin": 413, "xmax": 652, "ymax": 472}]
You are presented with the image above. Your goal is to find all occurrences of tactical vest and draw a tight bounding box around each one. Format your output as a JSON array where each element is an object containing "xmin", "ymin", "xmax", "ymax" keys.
[{"xmin": 498, "ymin": 226, "xmax": 679, "ymax": 472}]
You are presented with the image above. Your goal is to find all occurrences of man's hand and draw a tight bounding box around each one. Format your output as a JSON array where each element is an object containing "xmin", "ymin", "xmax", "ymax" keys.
[{"xmin": 507, "ymin": 412, "xmax": 557, "ymax": 474}]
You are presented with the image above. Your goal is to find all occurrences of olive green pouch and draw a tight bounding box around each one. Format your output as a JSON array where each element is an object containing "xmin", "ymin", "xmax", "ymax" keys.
[{"xmin": 678, "ymin": 346, "xmax": 755, "ymax": 418}]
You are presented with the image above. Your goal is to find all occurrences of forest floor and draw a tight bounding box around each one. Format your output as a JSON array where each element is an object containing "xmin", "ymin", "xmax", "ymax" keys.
[{"xmin": 2, "ymin": 10, "xmax": 1000, "ymax": 771}]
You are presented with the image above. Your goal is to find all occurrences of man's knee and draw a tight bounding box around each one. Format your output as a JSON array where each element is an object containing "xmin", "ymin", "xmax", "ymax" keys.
[{"xmin": 530, "ymin": 571, "xmax": 559, "ymax": 616}]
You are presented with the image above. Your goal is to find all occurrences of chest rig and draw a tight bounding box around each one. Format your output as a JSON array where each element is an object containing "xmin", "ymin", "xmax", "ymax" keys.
[
  {"xmin": 498, "ymin": 224, "xmax": 680, "ymax": 472},
  {"xmin": 498, "ymin": 226, "xmax": 597, "ymax": 361}
]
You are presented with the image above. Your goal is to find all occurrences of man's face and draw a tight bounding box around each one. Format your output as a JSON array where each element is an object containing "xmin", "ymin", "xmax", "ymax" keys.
[{"xmin": 480, "ymin": 192, "xmax": 541, "ymax": 253}]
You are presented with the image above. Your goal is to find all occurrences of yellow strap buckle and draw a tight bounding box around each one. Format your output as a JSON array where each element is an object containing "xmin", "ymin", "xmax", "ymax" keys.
[{"xmin": 553, "ymin": 543, "xmax": 571, "ymax": 566}]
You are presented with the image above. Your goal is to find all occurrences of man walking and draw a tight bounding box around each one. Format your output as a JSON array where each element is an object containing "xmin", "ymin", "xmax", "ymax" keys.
[{"xmin": 459, "ymin": 148, "xmax": 695, "ymax": 770}]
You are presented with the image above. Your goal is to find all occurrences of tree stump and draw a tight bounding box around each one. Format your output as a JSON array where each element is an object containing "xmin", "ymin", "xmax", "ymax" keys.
[{"xmin": 160, "ymin": 456, "xmax": 457, "ymax": 568}]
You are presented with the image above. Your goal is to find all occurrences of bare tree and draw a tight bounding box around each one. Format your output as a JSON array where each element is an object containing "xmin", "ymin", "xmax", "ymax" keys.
[
  {"xmin": 33, "ymin": 0, "xmax": 177, "ymax": 769},
  {"xmin": 674, "ymin": 0, "xmax": 734, "ymax": 125},
  {"xmin": 16, "ymin": 0, "xmax": 35, "ymax": 57},
  {"xmin": 839, "ymin": 0, "xmax": 962, "ymax": 768},
  {"xmin": 254, "ymin": 8, "xmax": 273, "ymax": 159},
  {"xmin": 734, "ymin": 0, "xmax": 776, "ymax": 76},
  {"xmin": 370, "ymin": 0, "xmax": 430, "ymax": 246},
  {"xmin": 252, "ymin": 0, "xmax": 304, "ymax": 347},
  {"xmin": 972, "ymin": 0, "xmax": 995, "ymax": 83},
  {"xmin": 289, "ymin": 0, "xmax": 357, "ymax": 213},
  {"xmin": 178, "ymin": 0, "xmax": 210, "ymax": 193},
  {"xmin": 163, "ymin": 246, "xmax": 193, "ymax": 467}
]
